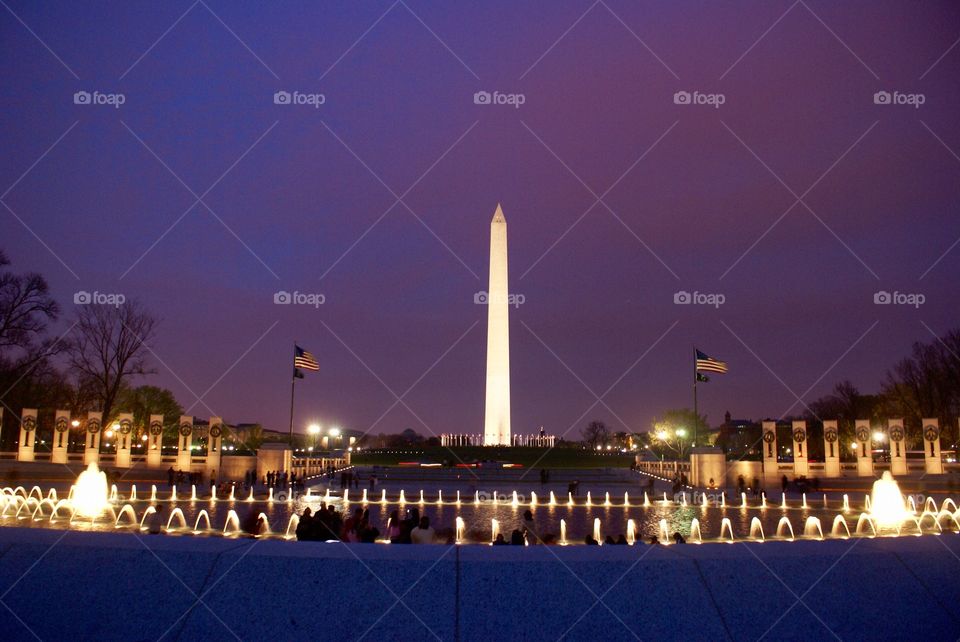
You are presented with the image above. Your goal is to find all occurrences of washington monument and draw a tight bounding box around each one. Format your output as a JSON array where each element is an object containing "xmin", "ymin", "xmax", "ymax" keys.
[{"xmin": 483, "ymin": 204, "xmax": 511, "ymax": 445}]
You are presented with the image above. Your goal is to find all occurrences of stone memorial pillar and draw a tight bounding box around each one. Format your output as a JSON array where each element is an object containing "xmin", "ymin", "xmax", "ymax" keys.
[
  {"xmin": 147, "ymin": 414, "xmax": 164, "ymax": 467},
  {"xmin": 922, "ymin": 418, "xmax": 943, "ymax": 475},
  {"xmin": 791, "ymin": 420, "xmax": 808, "ymax": 477},
  {"xmin": 887, "ymin": 419, "xmax": 907, "ymax": 476},
  {"xmin": 761, "ymin": 420, "xmax": 779, "ymax": 483},
  {"xmin": 51, "ymin": 410, "xmax": 70, "ymax": 464},
  {"xmin": 84, "ymin": 412, "xmax": 102, "ymax": 465},
  {"xmin": 17, "ymin": 408, "xmax": 37, "ymax": 462},
  {"xmin": 115, "ymin": 413, "xmax": 134, "ymax": 468},
  {"xmin": 822, "ymin": 420, "xmax": 840, "ymax": 477},
  {"xmin": 854, "ymin": 419, "xmax": 873, "ymax": 477},
  {"xmin": 206, "ymin": 416, "xmax": 223, "ymax": 480},
  {"xmin": 176, "ymin": 415, "xmax": 193, "ymax": 471}
]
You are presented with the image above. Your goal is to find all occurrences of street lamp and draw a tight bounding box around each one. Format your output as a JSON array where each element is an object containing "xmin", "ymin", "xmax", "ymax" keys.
[
  {"xmin": 329, "ymin": 426, "xmax": 342, "ymax": 448},
  {"xmin": 307, "ymin": 423, "xmax": 321, "ymax": 450}
]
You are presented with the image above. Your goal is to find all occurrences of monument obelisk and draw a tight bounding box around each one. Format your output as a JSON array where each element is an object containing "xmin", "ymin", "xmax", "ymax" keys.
[{"xmin": 483, "ymin": 204, "xmax": 511, "ymax": 445}]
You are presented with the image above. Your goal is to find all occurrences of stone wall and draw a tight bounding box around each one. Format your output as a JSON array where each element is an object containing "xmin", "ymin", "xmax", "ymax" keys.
[{"xmin": 0, "ymin": 527, "xmax": 958, "ymax": 640}]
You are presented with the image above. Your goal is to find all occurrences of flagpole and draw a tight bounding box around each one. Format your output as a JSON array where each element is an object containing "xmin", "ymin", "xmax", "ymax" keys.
[
  {"xmin": 288, "ymin": 341, "xmax": 297, "ymax": 448},
  {"xmin": 693, "ymin": 346, "xmax": 698, "ymax": 448}
]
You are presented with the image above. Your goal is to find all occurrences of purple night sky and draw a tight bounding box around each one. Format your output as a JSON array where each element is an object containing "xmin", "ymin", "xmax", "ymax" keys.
[{"xmin": 1, "ymin": 1, "xmax": 958, "ymax": 439}]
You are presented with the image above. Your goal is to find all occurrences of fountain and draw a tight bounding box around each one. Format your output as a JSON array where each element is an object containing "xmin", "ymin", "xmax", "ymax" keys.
[
  {"xmin": 73, "ymin": 463, "xmax": 109, "ymax": 519},
  {"xmin": 623, "ymin": 492, "xmax": 630, "ymax": 507},
  {"xmin": 139, "ymin": 506, "xmax": 156, "ymax": 530},
  {"xmin": 381, "ymin": 489, "xmax": 387, "ymax": 503},
  {"xmin": 130, "ymin": 486, "xmax": 137, "ymax": 501},
  {"xmin": 190, "ymin": 485, "xmax": 196, "ymax": 501},
  {"xmin": 804, "ymin": 516, "xmax": 823, "ymax": 540},
  {"xmin": 658, "ymin": 518, "xmax": 669, "ymax": 542},
  {"xmin": 593, "ymin": 518, "xmax": 601, "ymax": 543},
  {"xmin": 437, "ymin": 490, "xmax": 443, "ymax": 505},
  {"xmin": 843, "ymin": 494, "xmax": 850, "ymax": 512},
  {"xmin": 604, "ymin": 492, "xmax": 611, "ymax": 507},
  {"xmin": 247, "ymin": 488, "xmax": 255, "ymax": 502},
  {"xmin": 567, "ymin": 493, "xmax": 574, "ymax": 507},
  {"xmin": 856, "ymin": 513, "xmax": 877, "ymax": 536},
  {"xmin": 560, "ymin": 519, "xmax": 567, "ymax": 545},
  {"xmin": 343, "ymin": 490, "xmax": 349, "ymax": 504},
  {"xmin": 869, "ymin": 472, "xmax": 909, "ymax": 531},
  {"xmin": 720, "ymin": 518, "xmax": 735, "ymax": 542},
  {"xmin": 549, "ymin": 491, "xmax": 557, "ymax": 506},
  {"xmin": 511, "ymin": 491, "xmax": 519, "ymax": 507},
  {"xmin": 285, "ymin": 514, "xmax": 300, "ymax": 539},
  {"xmin": 586, "ymin": 492, "xmax": 592, "ymax": 507},
  {"xmin": 689, "ymin": 518, "xmax": 702, "ymax": 544},
  {"xmin": 456, "ymin": 491, "xmax": 461, "ymax": 505},
  {"xmin": 776, "ymin": 517, "xmax": 795, "ymax": 540},
  {"xmin": 740, "ymin": 492, "xmax": 747, "ymax": 508},
  {"xmin": 455, "ymin": 517, "xmax": 465, "ymax": 544},
  {"xmin": 529, "ymin": 491, "xmax": 536, "ymax": 507},
  {"xmin": 256, "ymin": 512, "xmax": 271, "ymax": 535},
  {"xmin": 781, "ymin": 493, "xmax": 787, "ymax": 509},
  {"xmin": 399, "ymin": 490, "xmax": 406, "ymax": 504},
  {"xmin": 223, "ymin": 510, "xmax": 241, "ymax": 535},
  {"xmin": 419, "ymin": 490, "xmax": 425, "ymax": 504},
  {"xmin": 114, "ymin": 504, "xmax": 138, "ymax": 528},
  {"xmin": 643, "ymin": 492, "xmax": 650, "ymax": 507},
  {"xmin": 362, "ymin": 489, "xmax": 368, "ymax": 503},
  {"xmin": 166, "ymin": 508, "xmax": 187, "ymax": 531},
  {"xmin": 802, "ymin": 494, "xmax": 808, "ymax": 509},
  {"xmin": 749, "ymin": 517, "xmax": 764, "ymax": 542},
  {"xmin": 626, "ymin": 519, "xmax": 636, "ymax": 545},
  {"xmin": 831, "ymin": 515, "xmax": 850, "ymax": 538},
  {"xmin": 194, "ymin": 510, "xmax": 211, "ymax": 533},
  {"xmin": 491, "ymin": 518, "xmax": 500, "ymax": 544},
  {"xmin": 475, "ymin": 490, "xmax": 480, "ymax": 505}
]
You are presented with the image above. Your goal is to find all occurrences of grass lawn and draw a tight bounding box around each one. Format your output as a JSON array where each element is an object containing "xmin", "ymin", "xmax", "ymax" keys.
[{"xmin": 352, "ymin": 446, "xmax": 634, "ymax": 468}]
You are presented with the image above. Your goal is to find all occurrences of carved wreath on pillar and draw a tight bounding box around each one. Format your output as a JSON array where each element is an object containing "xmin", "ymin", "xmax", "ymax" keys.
[
  {"xmin": 855, "ymin": 426, "xmax": 869, "ymax": 442},
  {"xmin": 209, "ymin": 424, "xmax": 222, "ymax": 438},
  {"xmin": 179, "ymin": 422, "xmax": 193, "ymax": 437},
  {"xmin": 924, "ymin": 424, "xmax": 939, "ymax": 442},
  {"xmin": 889, "ymin": 425, "xmax": 904, "ymax": 442},
  {"xmin": 21, "ymin": 417, "xmax": 36, "ymax": 432},
  {"xmin": 762, "ymin": 431, "xmax": 775, "ymax": 444},
  {"xmin": 88, "ymin": 419, "xmax": 101, "ymax": 434},
  {"xmin": 792, "ymin": 427, "xmax": 806, "ymax": 443},
  {"xmin": 119, "ymin": 419, "xmax": 133, "ymax": 435},
  {"xmin": 824, "ymin": 428, "xmax": 838, "ymax": 443},
  {"xmin": 55, "ymin": 417, "xmax": 69, "ymax": 433},
  {"xmin": 149, "ymin": 421, "xmax": 163, "ymax": 436}
]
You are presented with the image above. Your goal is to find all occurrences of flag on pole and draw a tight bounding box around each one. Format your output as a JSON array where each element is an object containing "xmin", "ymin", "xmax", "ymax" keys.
[
  {"xmin": 695, "ymin": 349, "xmax": 727, "ymax": 374},
  {"xmin": 696, "ymin": 372, "xmax": 710, "ymax": 382},
  {"xmin": 294, "ymin": 345, "xmax": 320, "ymax": 371}
]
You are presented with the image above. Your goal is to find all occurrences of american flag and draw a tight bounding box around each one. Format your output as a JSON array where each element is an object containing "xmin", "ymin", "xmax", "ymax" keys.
[
  {"xmin": 695, "ymin": 349, "xmax": 727, "ymax": 374},
  {"xmin": 294, "ymin": 345, "xmax": 319, "ymax": 371}
]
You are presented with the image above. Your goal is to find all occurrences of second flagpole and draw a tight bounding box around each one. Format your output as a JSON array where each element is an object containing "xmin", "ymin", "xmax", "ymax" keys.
[{"xmin": 288, "ymin": 341, "xmax": 297, "ymax": 447}]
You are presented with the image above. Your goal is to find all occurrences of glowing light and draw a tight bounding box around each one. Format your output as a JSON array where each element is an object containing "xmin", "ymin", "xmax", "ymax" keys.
[
  {"xmin": 870, "ymin": 472, "xmax": 910, "ymax": 530},
  {"xmin": 72, "ymin": 463, "xmax": 109, "ymax": 519}
]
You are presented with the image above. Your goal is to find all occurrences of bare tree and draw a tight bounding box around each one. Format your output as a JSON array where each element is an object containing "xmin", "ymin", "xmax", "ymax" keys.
[
  {"xmin": 66, "ymin": 300, "xmax": 158, "ymax": 425},
  {"xmin": 581, "ymin": 420, "xmax": 609, "ymax": 448}
]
